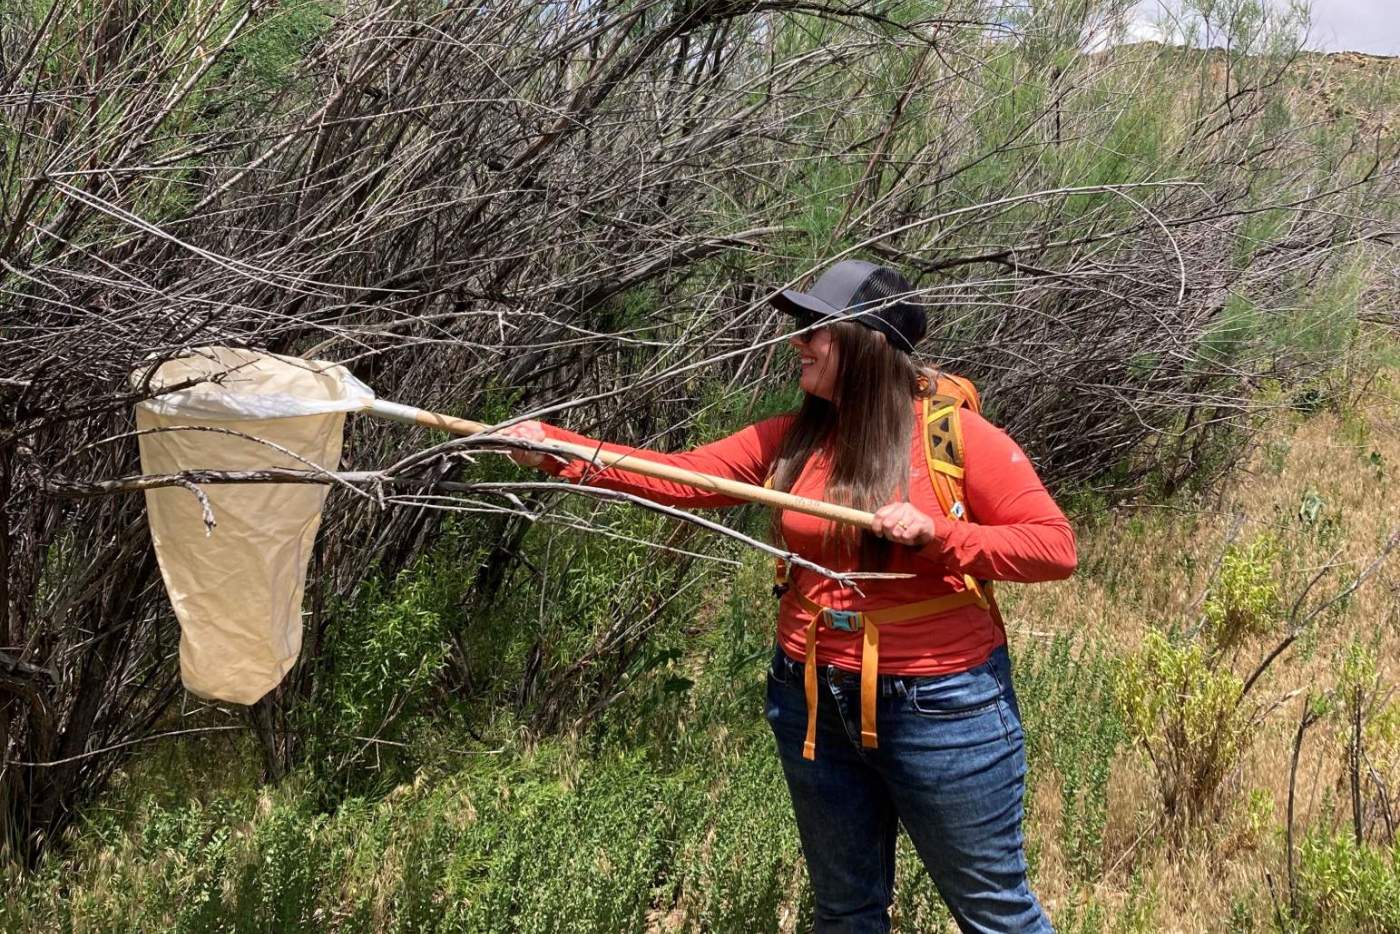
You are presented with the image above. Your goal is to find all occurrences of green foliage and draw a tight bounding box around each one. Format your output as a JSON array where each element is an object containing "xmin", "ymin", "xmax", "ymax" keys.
[
  {"xmin": 1203, "ymin": 533, "xmax": 1283, "ymax": 653},
  {"xmin": 674, "ymin": 753, "xmax": 806, "ymax": 933},
  {"xmin": 129, "ymin": 794, "xmax": 247, "ymax": 931},
  {"xmin": 1295, "ymin": 832, "xmax": 1400, "ymax": 933},
  {"xmin": 1234, "ymin": 209, "xmax": 1289, "ymax": 267},
  {"xmin": 690, "ymin": 379, "xmax": 801, "ymax": 444},
  {"xmin": 0, "ymin": 556, "xmax": 1150, "ymax": 932},
  {"xmin": 601, "ymin": 550, "xmax": 775, "ymax": 763},
  {"xmin": 1293, "ymin": 488, "xmax": 1347, "ymax": 556},
  {"xmin": 1056, "ymin": 84, "xmax": 1170, "ymax": 195},
  {"xmin": 1016, "ymin": 634, "xmax": 1124, "ymax": 879},
  {"xmin": 1338, "ymin": 638, "xmax": 1380, "ymax": 699},
  {"xmin": 1243, "ymin": 786, "xmax": 1275, "ymax": 839},
  {"xmin": 1057, "ymin": 487, "xmax": 1112, "ymax": 528},
  {"xmin": 235, "ymin": 800, "xmax": 330, "ymax": 931},
  {"xmin": 298, "ymin": 541, "xmax": 471, "ymax": 797},
  {"xmin": 1116, "ymin": 630, "xmax": 1247, "ymax": 823},
  {"xmin": 3, "ymin": 733, "xmax": 812, "ymax": 933},
  {"xmin": 224, "ymin": 1, "xmax": 333, "ymax": 93},
  {"xmin": 433, "ymin": 753, "xmax": 680, "ymax": 933},
  {"xmin": 1053, "ymin": 872, "xmax": 1158, "ymax": 934},
  {"xmin": 1277, "ymin": 258, "xmax": 1366, "ymax": 362},
  {"xmin": 1198, "ymin": 294, "xmax": 1266, "ymax": 370},
  {"xmin": 788, "ymin": 159, "xmax": 863, "ymax": 253},
  {"xmin": 476, "ymin": 501, "xmax": 709, "ymax": 727}
]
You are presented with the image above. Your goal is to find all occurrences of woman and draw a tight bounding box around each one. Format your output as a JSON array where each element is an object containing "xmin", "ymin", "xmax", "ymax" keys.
[{"xmin": 502, "ymin": 259, "xmax": 1075, "ymax": 933}]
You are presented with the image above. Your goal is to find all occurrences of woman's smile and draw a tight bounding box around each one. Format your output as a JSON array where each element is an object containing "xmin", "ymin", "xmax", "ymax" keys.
[{"xmin": 790, "ymin": 325, "xmax": 838, "ymax": 400}]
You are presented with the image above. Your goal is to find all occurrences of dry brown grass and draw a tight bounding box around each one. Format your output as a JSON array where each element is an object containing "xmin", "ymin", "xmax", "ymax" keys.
[{"xmin": 997, "ymin": 370, "xmax": 1400, "ymax": 931}]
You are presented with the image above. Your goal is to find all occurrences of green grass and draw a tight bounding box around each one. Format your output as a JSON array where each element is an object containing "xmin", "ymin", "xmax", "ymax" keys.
[
  {"xmin": 0, "ymin": 547, "xmax": 1127, "ymax": 934},
  {"xmin": 0, "ymin": 522, "xmax": 1122, "ymax": 933},
  {"xmin": 1017, "ymin": 634, "xmax": 1124, "ymax": 881},
  {"xmin": 1293, "ymin": 832, "xmax": 1400, "ymax": 933}
]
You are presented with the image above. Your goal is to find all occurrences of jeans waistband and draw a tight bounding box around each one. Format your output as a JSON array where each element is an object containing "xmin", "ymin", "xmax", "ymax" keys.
[
  {"xmin": 773, "ymin": 645, "xmax": 1006, "ymax": 699},
  {"xmin": 772, "ymin": 649, "xmax": 968, "ymax": 700}
]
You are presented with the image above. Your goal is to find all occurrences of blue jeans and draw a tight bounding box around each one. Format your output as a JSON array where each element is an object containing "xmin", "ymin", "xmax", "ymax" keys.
[{"xmin": 765, "ymin": 644, "xmax": 1051, "ymax": 934}]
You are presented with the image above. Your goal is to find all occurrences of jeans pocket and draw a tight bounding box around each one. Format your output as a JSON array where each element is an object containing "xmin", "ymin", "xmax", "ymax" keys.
[
  {"xmin": 908, "ymin": 663, "xmax": 1003, "ymax": 719},
  {"xmin": 910, "ymin": 694, "xmax": 1001, "ymax": 719},
  {"xmin": 764, "ymin": 655, "xmax": 802, "ymax": 734},
  {"xmin": 767, "ymin": 647, "xmax": 791, "ymax": 686}
]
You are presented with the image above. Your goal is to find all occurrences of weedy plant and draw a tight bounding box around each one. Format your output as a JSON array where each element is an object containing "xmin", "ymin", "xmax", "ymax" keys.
[
  {"xmin": 1017, "ymin": 635, "xmax": 1125, "ymax": 879},
  {"xmin": 1293, "ymin": 832, "xmax": 1400, "ymax": 933},
  {"xmin": 1203, "ymin": 534, "xmax": 1284, "ymax": 655},
  {"xmin": 1117, "ymin": 630, "xmax": 1249, "ymax": 827}
]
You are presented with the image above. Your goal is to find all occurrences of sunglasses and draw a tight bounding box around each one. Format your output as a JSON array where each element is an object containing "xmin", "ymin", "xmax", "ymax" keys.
[{"xmin": 790, "ymin": 310, "xmax": 828, "ymax": 336}]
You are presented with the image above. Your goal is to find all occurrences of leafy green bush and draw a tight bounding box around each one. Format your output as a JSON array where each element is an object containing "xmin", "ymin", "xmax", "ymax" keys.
[
  {"xmin": 1203, "ymin": 534, "xmax": 1283, "ymax": 654},
  {"xmin": 675, "ymin": 752, "xmax": 806, "ymax": 933},
  {"xmin": 229, "ymin": 800, "xmax": 330, "ymax": 932},
  {"xmin": 298, "ymin": 545, "xmax": 469, "ymax": 797},
  {"xmin": 429, "ymin": 752, "xmax": 680, "ymax": 933},
  {"xmin": 1116, "ymin": 630, "xmax": 1247, "ymax": 824},
  {"xmin": 1051, "ymin": 873, "xmax": 1158, "ymax": 934}
]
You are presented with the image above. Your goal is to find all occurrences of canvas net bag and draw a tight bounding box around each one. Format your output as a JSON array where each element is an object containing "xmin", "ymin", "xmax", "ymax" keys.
[{"xmin": 133, "ymin": 347, "xmax": 372, "ymax": 704}]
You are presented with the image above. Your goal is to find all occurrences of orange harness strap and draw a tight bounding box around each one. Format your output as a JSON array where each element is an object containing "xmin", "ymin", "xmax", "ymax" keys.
[{"xmin": 793, "ymin": 588, "xmax": 987, "ymax": 760}]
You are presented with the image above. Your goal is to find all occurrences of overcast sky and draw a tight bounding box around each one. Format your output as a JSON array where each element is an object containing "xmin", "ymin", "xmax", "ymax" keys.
[
  {"xmin": 1303, "ymin": 0, "xmax": 1400, "ymax": 54},
  {"xmin": 1128, "ymin": 1, "xmax": 1400, "ymax": 56}
]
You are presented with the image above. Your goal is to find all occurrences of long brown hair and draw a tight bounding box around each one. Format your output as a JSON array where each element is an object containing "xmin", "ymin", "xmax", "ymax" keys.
[{"xmin": 768, "ymin": 320, "xmax": 929, "ymax": 570}]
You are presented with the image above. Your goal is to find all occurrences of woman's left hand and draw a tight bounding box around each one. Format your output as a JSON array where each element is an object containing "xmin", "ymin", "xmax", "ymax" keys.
[{"xmin": 870, "ymin": 502, "xmax": 937, "ymax": 546}]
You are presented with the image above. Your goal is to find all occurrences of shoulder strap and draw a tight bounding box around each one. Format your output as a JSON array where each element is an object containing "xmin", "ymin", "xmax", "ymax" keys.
[
  {"xmin": 921, "ymin": 378, "xmax": 973, "ymax": 521},
  {"xmin": 940, "ymin": 373, "xmax": 981, "ymax": 414},
  {"xmin": 922, "ymin": 376, "xmax": 999, "ymax": 612},
  {"xmin": 765, "ymin": 473, "xmax": 791, "ymax": 597}
]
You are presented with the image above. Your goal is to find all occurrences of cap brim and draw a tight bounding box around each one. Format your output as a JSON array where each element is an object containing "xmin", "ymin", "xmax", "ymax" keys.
[{"xmin": 770, "ymin": 289, "xmax": 840, "ymax": 318}]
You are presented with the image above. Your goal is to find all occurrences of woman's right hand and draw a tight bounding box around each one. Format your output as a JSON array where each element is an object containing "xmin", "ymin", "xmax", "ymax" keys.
[{"xmin": 496, "ymin": 420, "xmax": 549, "ymax": 468}]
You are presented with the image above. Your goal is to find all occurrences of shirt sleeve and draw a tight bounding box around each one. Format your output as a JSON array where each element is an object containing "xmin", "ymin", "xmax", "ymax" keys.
[
  {"xmin": 917, "ymin": 410, "xmax": 1077, "ymax": 582},
  {"xmin": 535, "ymin": 414, "xmax": 794, "ymax": 508}
]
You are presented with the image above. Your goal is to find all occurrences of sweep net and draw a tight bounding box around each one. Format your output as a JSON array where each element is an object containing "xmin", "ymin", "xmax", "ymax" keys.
[{"xmin": 133, "ymin": 347, "xmax": 373, "ymax": 704}]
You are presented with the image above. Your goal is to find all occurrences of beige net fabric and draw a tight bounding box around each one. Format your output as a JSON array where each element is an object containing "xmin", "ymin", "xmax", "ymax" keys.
[{"xmin": 133, "ymin": 347, "xmax": 372, "ymax": 704}]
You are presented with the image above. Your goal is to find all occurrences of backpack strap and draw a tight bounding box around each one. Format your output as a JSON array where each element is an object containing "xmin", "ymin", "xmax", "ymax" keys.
[
  {"xmin": 793, "ymin": 588, "xmax": 984, "ymax": 758},
  {"xmin": 941, "ymin": 373, "xmax": 981, "ymax": 414},
  {"xmin": 921, "ymin": 385, "xmax": 999, "ymax": 616},
  {"xmin": 765, "ymin": 474, "xmax": 791, "ymax": 597},
  {"xmin": 921, "ymin": 388, "xmax": 970, "ymax": 521}
]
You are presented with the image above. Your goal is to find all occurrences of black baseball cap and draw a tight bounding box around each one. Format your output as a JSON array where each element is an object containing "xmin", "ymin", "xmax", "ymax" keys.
[{"xmin": 770, "ymin": 259, "xmax": 927, "ymax": 353}]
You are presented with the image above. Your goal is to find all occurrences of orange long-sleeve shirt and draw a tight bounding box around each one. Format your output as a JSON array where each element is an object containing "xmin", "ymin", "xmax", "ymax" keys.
[{"xmin": 538, "ymin": 405, "xmax": 1076, "ymax": 676}]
